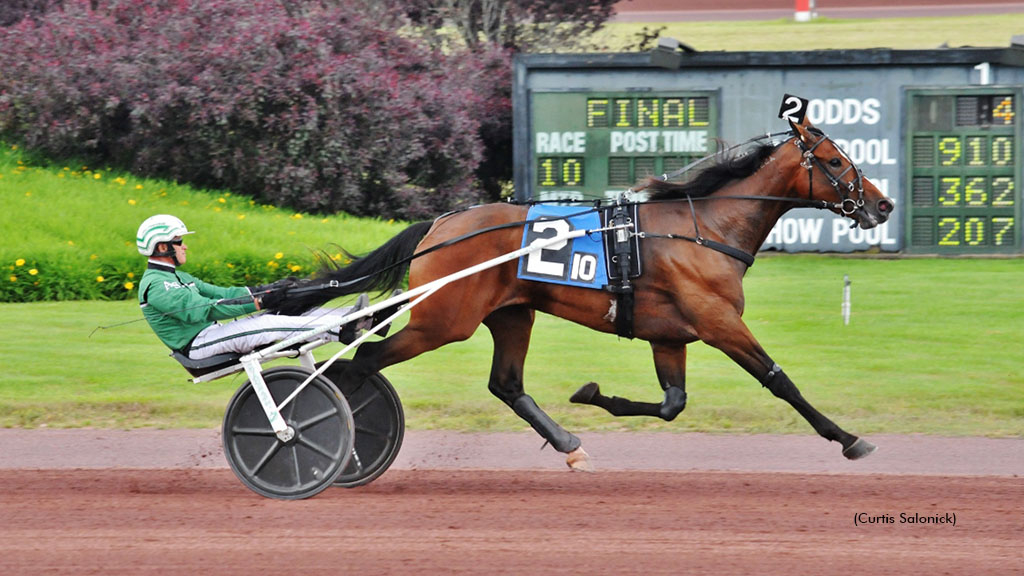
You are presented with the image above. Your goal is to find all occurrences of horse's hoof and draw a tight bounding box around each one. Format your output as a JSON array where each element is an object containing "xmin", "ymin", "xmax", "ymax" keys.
[
  {"xmin": 566, "ymin": 447, "xmax": 595, "ymax": 472},
  {"xmin": 570, "ymin": 382, "xmax": 600, "ymax": 404},
  {"xmin": 842, "ymin": 438, "xmax": 878, "ymax": 460}
]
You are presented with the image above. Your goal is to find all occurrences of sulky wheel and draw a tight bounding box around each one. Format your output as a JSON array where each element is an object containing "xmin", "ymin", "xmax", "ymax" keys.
[
  {"xmin": 317, "ymin": 359, "xmax": 404, "ymax": 488},
  {"xmin": 222, "ymin": 366, "xmax": 354, "ymax": 500}
]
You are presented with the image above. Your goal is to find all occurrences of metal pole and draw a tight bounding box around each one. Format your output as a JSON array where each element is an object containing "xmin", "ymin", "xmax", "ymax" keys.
[{"xmin": 842, "ymin": 274, "xmax": 851, "ymax": 326}]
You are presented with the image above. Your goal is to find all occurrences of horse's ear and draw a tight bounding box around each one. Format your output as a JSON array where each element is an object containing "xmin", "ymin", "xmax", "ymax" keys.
[{"xmin": 790, "ymin": 118, "xmax": 813, "ymax": 144}]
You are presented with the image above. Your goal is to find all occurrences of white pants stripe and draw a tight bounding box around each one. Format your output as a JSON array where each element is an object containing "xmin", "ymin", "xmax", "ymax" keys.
[{"xmin": 187, "ymin": 307, "xmax": 355, "ymax": 360}]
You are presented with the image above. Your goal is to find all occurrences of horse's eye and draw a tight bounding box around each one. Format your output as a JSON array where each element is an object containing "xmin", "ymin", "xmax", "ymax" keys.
[{"xmin": 829, "ymin": 158, "xmax": 843, "ymax": 168}]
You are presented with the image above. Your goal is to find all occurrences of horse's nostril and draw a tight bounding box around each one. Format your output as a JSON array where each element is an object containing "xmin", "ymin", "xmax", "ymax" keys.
[{"xmin": 878, "ymin": 199, "xmax": 893, "ymax": 214}]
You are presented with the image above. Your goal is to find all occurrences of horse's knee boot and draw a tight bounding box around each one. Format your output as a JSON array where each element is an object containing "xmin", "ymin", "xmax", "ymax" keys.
[
  {"xmin": 512, "ymin": 395, "xmax": 581, "ymax": 453},
  {"xmin": 659, "ymin": 386, "xmax": 687, "ymax": 421}
]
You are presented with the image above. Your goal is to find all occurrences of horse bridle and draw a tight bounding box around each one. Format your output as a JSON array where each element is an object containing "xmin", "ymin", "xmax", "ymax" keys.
[{"xmin": 793, "ymin": 127, "xmax": 867, "ymax": 218}]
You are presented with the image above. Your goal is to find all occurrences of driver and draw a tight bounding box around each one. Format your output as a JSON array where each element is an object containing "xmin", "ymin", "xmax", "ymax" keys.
[{"xmin": 136, "ymin": 214, "xmax": 370, "ymax": 360}]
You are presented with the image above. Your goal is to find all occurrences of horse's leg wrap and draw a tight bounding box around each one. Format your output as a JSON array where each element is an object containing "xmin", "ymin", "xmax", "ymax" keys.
[
  {"xmin": 659, "ymin": 386, "xmax": 688, "ymax": 420},
  {"xmin": 512, "ymin": 395, "xmax": 581, "ymax": 453},
  {"xmin": 760, "ymin": 363, "xmax": 790, "ymax": 392},
  {"xmin": 759, "ymin": 364, "xmax": 856, "ymax": 447},
  {"xmin": 570, "ymin": 383, "xmax": 686, "ymax": 421}
]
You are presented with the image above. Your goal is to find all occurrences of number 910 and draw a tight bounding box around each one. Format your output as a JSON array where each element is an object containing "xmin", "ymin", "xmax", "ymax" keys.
[{"xmin": 938, "ymin": 135, "xmax": 1014, "ymax": 167}]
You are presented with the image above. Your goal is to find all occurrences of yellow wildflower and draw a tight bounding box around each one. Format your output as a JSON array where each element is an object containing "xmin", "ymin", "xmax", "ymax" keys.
[
  {"xmin": 218, "ymin": 198, "xmax": 226, "ymax": 204},
  {"xmin": 237, "ymin": 214, "xmax": 245, "ymax": 220},
  {"xmin": 94, "ymin": 173, "xmax": 102, "ymax": 179},
  {"xmin": 128, "ymin": 199, "xmax": 136, "ymax": 205},
  {"xmin": 124, "ymin": 281, "xmax": 134, "ymax": 290},
  {"xmin": 289, "ymin": 265, "xmax": 302, "ymax": 272},
  {"xmin": 97, "ymin": 276, "xmax": 105, "ymax": 282},
  {"xmin": 274, "ymin": 252, "xmax": 284, "ymax": 260},
  {"xmin": 9, "ymin": 275, "xmax": 16, "ymax": 282},
  {"xmin": 15, "ymin": 258, "xmax": 25, "ymax": 266},
  {"xmin": 11, "ymin": 144, "xmax": 18, "ymax": 150},
  {"xmin": 29, "ymin": 269, "xmax": 38, "ymax": 276},
  {"xmin": 127, "ymin": 272, "xmax": 134, "ymax": 279},
  {"xmin": 135, "ymin": 184, "xmax": 143, "ymax": 190},
  {"xmin": 291, "ymin": 213, "xmax": 303, "ymax": 219}
]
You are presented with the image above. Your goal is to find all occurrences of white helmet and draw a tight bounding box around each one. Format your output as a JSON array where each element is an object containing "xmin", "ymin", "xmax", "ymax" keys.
[{"xmin": 136, "ymin": 214, "xmax": 195, "ymax": 256}]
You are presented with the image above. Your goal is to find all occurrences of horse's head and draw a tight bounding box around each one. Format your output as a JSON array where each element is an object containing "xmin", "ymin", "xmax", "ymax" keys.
[{"xmin": 789, "ymin": 120, "xmax": 894, "ymax": 229}]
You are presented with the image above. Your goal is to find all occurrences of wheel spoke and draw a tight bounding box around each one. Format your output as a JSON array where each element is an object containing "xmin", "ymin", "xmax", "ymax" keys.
[
  {"xmin": 348, "ymin": 392, "xmax": 381, "ymax": 416},
  {"xmin": 297, "ymin": 435, "xmax": 339, "ymax": 460},
  {"xmin": 347, "ymin": 448, "xmax": 365, "ymax": 474},
  {"xmin": 282, "ymin": 388, "xmax": 298, "ymax": 422},
  {"xmin": 354, "ymin": 424, "xmax": 390, "ymax": 438},
  {"xmin": 248, "ymin": 440, "xmax": 283, "ymax": 476},
  {"xmin": 290, "ymin": 445, "xmax": 301, "ymax": 488},
  {"xmin": 337, "ymin": 380, "xmax": 366, "ymax": 399},
  {"xmin": 231, "ymin": 426, "xmax": 276, "ymax": 436},
  {"xmin": 294, "ymin": 405, "xmax": 339, "ymax": 430}
]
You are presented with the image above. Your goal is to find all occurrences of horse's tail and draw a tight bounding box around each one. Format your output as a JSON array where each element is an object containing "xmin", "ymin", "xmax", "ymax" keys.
[{"xmin": 276, "ymin": 220, "xmax": 433, "ymax": 315}]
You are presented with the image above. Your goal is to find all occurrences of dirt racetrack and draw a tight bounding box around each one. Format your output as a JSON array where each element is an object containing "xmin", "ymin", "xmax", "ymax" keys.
[
  {"xmin": 1, "ymin": 431, "xmax": 1021, "ymax": 575},
  {"xmin": 0, "ymin": 469, "xmax": 1020, "ymax": 575}
]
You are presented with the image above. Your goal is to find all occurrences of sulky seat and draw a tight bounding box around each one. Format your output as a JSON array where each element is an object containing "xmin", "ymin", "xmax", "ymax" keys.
[{"xmin": 170, "ymin": 350, "xmax": 243, "ymax": 378}]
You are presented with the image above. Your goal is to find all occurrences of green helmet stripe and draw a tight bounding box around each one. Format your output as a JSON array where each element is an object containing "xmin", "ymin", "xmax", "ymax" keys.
[{"xmin": 137, "ymin": 224, "xmax": 177, "ymax": 252}]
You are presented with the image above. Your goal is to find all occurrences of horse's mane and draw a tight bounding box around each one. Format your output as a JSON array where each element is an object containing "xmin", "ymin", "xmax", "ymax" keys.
[{"xmin": 645, "ymin": 142, "xmax": 778, "ymax": 200}]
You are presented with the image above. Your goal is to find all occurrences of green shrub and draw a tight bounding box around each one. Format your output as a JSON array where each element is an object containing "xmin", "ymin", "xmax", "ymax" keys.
[{"xmin": 0, "ymin": 0, "xmax": 511, "ymax": 220}]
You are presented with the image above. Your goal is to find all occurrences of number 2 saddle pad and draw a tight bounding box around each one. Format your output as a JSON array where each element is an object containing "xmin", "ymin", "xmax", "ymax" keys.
[{"xmin": 517, "ymin": 204, "xmax": 610, "ymax": 289}]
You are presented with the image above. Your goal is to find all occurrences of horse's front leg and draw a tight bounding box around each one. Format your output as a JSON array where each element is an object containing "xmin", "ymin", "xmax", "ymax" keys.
[
  {"xmin": 570, "ymin": 342, "xmax": 688, "ymax": 421},
  {"xmin": 702, "ymin": 308, "xmax": 876, "ymax": 460},
  {"xmin": 483, "ymin": 306, "xmax": 592, "ymax": 471}
]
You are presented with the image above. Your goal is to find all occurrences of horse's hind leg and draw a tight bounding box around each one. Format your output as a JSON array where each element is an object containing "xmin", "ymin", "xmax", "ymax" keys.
[
  {"xmin": 703, "ymin": 311, "xmax": 875, "ymax": 460},
  {"xmin": 483, "ymin": 305, "xmax": 591, "ymax": 471},
  {"xmin": 570, "ymin": 342, "xmax": 688, "ymax": 421}
]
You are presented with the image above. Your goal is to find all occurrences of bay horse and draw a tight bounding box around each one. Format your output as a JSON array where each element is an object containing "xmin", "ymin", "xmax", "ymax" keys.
[{"xmin": 276, "ymin": 118, "xmax": 894, "ymax": 470}]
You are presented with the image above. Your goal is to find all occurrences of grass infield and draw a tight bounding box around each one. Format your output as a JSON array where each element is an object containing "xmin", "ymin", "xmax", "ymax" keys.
[{"xmin": 2, "ymin": 256, "xmax": 1021, "ymax": 435}]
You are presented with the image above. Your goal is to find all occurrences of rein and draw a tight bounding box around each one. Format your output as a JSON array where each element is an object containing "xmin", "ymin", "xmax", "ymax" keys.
[
  {"xmin": 286, "ymin": 128, "xmax": 870, "ymax": 294},
  {"xmin": 284, "ymin": 206, "xmax": 606, "ymax": 297}
]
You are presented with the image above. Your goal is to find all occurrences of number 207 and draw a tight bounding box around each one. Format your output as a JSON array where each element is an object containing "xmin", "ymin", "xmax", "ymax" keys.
[{"xmin": 938, "ymin": 217, "xmax": 1015, "ymax": 246}]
